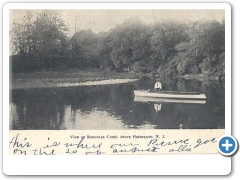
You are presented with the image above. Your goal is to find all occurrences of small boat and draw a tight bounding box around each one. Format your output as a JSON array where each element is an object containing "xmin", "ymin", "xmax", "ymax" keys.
[
  {"xmin": 134, "ymin": 90, "xmax": 207, "ymax": 100},
  {"xmin": 134, "ymin": 96, "xmax": 206, "ymax": 104}
]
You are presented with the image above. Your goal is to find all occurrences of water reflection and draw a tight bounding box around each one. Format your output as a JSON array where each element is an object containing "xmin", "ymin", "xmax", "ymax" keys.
[
  {"xmin": 10, "ymin": 78, "xmax": 225, "ymax": 130},
  {"xmin": 154, "ymin": 104, "xmax": 162, "ymax": 112}
]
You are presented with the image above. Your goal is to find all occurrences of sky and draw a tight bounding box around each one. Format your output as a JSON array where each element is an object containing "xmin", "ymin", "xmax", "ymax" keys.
[{"xmin": 10, "ymin": 9, "xmax": 225, "ymax": 33}]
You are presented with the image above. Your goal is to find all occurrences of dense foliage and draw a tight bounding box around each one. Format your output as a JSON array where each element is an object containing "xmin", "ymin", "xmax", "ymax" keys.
[{"xmin": 10, "ymin": 11, "xmax": 225, "ymax": 77}]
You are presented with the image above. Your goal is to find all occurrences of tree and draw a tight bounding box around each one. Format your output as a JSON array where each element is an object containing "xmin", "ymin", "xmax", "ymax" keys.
[
  {"xmin": 109, "ymin": 18, "xmax": 150, "ymax": 69},
  {"xmin": 10, "ymin": 11, "xmax": 225, "ymax": 76},
  {"xmin": 187, "ymin": 20, "xmax": 224, "ymax": 62},
  {"xmin": 150, "ymin": 21, "xmax": 189, "ymax": 66},
  {"xmin": 10, "ymin": 10, "xmax": 69, "ymax": 57},
  {"xmin": 164, "ymin": 20, "xmax": 225, "ymax": 76},
  {"xmin": 96, "ymin": 32, "xmax": 113, "ymax": 68},
  {"xmin": 33, "ymin": 11, "xmax": 69, "ymax": 56},
  {"xmin": 10, "ymin": 10, "xmax": 35, "ymax": 55},
  {"xmin": 70, "ymin": 29, "xmax": 98, "ymax": 68},
  {"xmin": 10, "ymin": 10, "xmax": 70, "ymax": 72}
]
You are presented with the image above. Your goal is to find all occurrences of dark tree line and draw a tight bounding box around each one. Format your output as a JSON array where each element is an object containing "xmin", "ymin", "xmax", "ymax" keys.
[{"xmin": 10, "ymin": 11, "xmax": 225, "ymax": 77}]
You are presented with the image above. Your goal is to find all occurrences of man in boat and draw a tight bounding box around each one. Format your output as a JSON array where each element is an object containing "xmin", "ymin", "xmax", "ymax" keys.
[
  {"xmin": 154, "ymin": 81, "xmax": 162, "ymax": 91},
  {"xmin": 147, "ymin": 80, "xmax": 162, "ymax": 92}
]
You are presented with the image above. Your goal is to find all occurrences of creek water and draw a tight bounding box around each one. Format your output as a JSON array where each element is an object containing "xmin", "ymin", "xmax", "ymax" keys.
[{"xmin": 10, "ymin": 78, "xmax": 225, "ymax": 130}]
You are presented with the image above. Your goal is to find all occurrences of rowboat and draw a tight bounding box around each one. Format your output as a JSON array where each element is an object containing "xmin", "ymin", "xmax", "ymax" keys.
[
  {"xmin": 134, "ymin": 90, "xmax": 207, "ymax": 100},
  {"xmin": 134, "ymin": 96, "xmax": 206, "ymax": 104}
]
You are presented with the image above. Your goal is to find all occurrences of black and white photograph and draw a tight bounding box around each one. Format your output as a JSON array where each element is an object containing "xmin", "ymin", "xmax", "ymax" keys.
[
  {"xmin": 3, "ymin": 2, "xmax": 235, "ymax": 176},
  {"xmin": 9, "ymin": 9, "xmax": 225, "ymax": 130}
]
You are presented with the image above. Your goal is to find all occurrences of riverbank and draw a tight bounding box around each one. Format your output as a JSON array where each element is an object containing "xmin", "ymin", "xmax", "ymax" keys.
[
  {"xmin": 11, "ymin": 69, "xmax": 140, "ymax": 89},
  {"xmin": 180, "ymin": 74, "xmax": 222, "ymax": 81},
  {"xmin": 11, "ymin": 69, "xmax": 223, "ymax": 89},
  {"xmin": 145, "ymin": 72, "xmax": 221, "ymax": 81}
]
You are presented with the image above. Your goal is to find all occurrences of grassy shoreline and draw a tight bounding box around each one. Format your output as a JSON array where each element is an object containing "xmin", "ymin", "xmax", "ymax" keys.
[
  {"xmin": 11, "ymin": 69, "xmax": 222, "ymax": 89},
  {"xmin": 11, "ymin": 69, "xmax": 141, "ymax": 89},
  {"xmin": 180, "ymin": 74, "xmax": 220, "ymax": 81}
]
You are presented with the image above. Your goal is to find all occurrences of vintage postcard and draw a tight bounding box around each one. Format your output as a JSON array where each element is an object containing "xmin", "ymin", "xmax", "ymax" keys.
[{"xmin": 3, "ymin": 3, "xmax": 231, "ymax": 175}]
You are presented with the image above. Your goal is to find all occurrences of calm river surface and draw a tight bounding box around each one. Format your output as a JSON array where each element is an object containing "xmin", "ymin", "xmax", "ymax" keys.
[{"xmin": 10, "ymin": 78, "xmax": 225, "ymax": 130}]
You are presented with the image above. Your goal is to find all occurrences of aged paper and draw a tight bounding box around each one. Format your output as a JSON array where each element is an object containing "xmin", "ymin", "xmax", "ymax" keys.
[
  {"xmin": 8, "ymin": 6, "xmax": 226, "ymax": 156},
  {"xmin": 10, "ymin": 130, "xmax": 224, "ymax": 155},
  {"xmin": 3, "ymin": 2, "xmax": 232, "ymax": 176}
]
